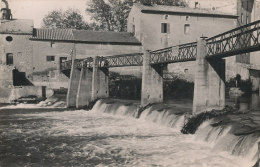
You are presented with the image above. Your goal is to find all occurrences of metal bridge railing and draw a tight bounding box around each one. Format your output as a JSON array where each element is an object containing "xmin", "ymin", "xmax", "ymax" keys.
[
  {"xmin": 77, "ymin": 57, "xmax": 94, "ymax": 69},
  {"xmin": 150, "ymin": 42, "xmax": 197, "ymax": 64},
  {"xmin": 60, "ymin": 60, "xmax": 72, "ymax": 71},
  {"xmin": 206, "ymin": 19, "xmax": 260, "ymax": 58},
  {"xmin": 99, "ymin": 53, "xmax": 143, "ymax": 68}
]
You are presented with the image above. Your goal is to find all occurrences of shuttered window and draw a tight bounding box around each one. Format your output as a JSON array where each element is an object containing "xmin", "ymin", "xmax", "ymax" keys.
[
  {"xmin": 161, "ymin": 23, "xmax": 170, "ymax": 33},
  {"xmin": 184, "ymin": 24, "xmax": 190, "ymax": 34},
  {"xmin": 6, "ymin": 53, "xmax": 13, "ymax": 65},
  {"xmin": 46, "ymin": 56, "xmax": 55, "ymax": 62}
]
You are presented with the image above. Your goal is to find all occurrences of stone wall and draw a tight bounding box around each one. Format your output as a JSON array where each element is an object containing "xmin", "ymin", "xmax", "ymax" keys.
[
  {"xmin": 128, "ymin": 6, "xmax": 237, "ymax": 50},
  {"xmin": 127, "ymin": 5, "xmax": 237, "ymax": 81},
  {"xmin": 0, "ymin": 34, "xmax": 33, "ymax": 73},
  {"xmin": 0, "ymin": 65, "xmax": 13, "ymax": 103},
  {"xmin": 8, "ymin": 86, "xmax": 53, "ymax": 102}
]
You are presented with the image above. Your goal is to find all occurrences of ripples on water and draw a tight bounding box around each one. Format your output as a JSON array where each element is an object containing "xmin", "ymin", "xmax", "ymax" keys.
[{"xmin": 0, "ymin": 100, "xmax": 258, "ymax": 167}]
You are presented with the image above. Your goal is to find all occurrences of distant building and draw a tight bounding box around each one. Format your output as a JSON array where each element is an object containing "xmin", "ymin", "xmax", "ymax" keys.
[
  {"xmin": 0, "ymin": 0, "xmax": 259, "ymax": 103},
  {"xmin": 29, "ymin": 29, "xmax": 142, "ymax": 89},
  {"xmin": 127, "ymin": 3, "xmax": 237, "ymax": 50},
  {"xmin": 0, "ymin": 23, "xmax": 142, "ymax": 88},
  {"xmin": 224, "ymin": 0, "xmax": 260, "ymax": 91},
  {"xmin": 127, "ymin": 3, "xmax": 237, "ymax": 79},
  {"xmin": 0, "ymin": 2, "xmax": 141, "ymax": 102}
]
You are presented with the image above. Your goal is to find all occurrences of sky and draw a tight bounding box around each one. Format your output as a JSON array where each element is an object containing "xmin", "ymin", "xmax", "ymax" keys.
[
  {"xmin": 2, "ymin": 0, "xmax": 89, "ymax": 27},
  {"xmin": 2, "ymin": 0, "xmax": 255, "ymax": 28}
]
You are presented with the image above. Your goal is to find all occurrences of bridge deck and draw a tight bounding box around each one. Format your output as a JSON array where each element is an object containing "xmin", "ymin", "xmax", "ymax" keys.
[{"xmin": 61, "ymin": 20, "xmax": 260, "ymax": 72}]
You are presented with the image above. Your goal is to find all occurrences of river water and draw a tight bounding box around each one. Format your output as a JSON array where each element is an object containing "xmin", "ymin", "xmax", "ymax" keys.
[{"xmin": 0, "ymin": 98, "xmax": 259, "ymax": 167}]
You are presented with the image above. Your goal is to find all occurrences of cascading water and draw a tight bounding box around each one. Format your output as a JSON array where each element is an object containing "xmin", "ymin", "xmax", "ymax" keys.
[
  {"xmin": 0, "ymin": 99, "xmax": 259, "ymax": 166},
  {"xmin": 92, "ymin": 99, "xmax": 259, "ymax": 166}
]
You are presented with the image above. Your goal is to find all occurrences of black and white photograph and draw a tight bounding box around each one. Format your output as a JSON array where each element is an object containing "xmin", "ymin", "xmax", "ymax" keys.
[{"xmin": 0, "ymin": 0, "xmax": 260, "ymax": 166}]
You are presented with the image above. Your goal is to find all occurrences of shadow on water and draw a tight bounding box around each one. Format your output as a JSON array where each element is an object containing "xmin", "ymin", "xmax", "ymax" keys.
[
  {"xmin": 226, "ymin": 92, "xmax": 260, "ymax": 111},
  {"xmin": 0, "ymin": 107, "xmax": 136, "ymax": 167}
]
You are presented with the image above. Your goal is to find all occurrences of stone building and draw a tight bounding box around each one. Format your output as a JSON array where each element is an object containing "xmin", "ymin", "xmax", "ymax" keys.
[
  {"xmin": 0, "ymin": 2, "xmax": 142, "ymax": 102},
  {"xmin": 127, "ymin": 1, "xmax": 260, "ymax": 91},
  {"xmin": 29, "ymin": 29, "xmax": 142, "ymax": 89},
  {"xmin": 223, "ymin": 0, "xmax": 260, "ymax": 91},
  {"xmin": 127, "ymin": 3, "xmax": 238, "ymax": 79}
]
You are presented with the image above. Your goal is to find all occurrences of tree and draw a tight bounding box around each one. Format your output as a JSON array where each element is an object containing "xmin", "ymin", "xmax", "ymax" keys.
[
  {"xmin": 86, "ymin": 0, "xmax": 115, "ymax": 31},
  {"xmin": 42, "ymin": 8, "xmax": 89, "ymax": 30},
  {"xmin": 86, "ymin": 0, "xmax": 187, "ymax": 32}
]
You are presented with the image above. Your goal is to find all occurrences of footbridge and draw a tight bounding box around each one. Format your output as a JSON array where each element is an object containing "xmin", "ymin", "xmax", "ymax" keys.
[{"xmin": 61, "ymin": 20, "xmax": 260, "ymax": 114}]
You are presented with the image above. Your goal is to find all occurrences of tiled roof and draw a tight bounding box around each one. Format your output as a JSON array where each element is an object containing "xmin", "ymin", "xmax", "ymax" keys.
[
  {"xmin": 30, "ymin": 28, "xmax": 141, "ymax": 45},
  {"xmin": 134, "ymin": 3, "xmax": 237, "ymax": 18},
  {"xmin": 72, "ymin": 30, "xmax": 141, "ymax": 44},
  {"xmin": 31, "ymin": 28, "xmax": 74, "ymax": 41}
]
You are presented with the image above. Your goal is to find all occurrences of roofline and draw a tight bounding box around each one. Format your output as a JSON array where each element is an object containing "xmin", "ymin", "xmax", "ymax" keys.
[
  {"xmin": 29, "ymin": 38, "xmax": 142, "ymax": 46},
  {"xmin": 0, "ymin": 32, "xmax": 32, "ymax": 35},
  {"xmin": 141, "ymin": 10, "xmax": 238, "ymax": 19}
]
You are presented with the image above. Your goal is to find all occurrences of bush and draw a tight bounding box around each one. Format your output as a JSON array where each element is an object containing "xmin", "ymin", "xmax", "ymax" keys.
[{"xmin": 181, "ymin": 106, "xmax": 236, "ymax": 134}]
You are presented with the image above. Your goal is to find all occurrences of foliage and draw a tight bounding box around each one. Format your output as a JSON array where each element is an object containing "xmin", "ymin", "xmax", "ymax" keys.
[
  {"xmin": 86, "ymin": 0, "xmax": 187, "ymax": 32},
  {"xmin": 226, "ymin": 77, "xmax": 252, "ymax": 93},
  {"xmin": 181, "ymin": 106, "xmax": 237, "ymax": 134},
  {"xmin": 42, "ymin": 9, "xmax": 89, "ymax": 30},
  {"xmin": 164, "ymin": 79, "xmax": 194, "ymax": 99}
]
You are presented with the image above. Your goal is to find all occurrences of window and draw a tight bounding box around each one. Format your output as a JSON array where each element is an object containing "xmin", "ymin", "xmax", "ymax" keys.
[
  {"xmin": 246, "ymin": 15, "xmax": 249, "ymax": 24},
  {"xmin": 241, "ymin": 13, "xmax": 244, "ymax": 23},
  {"xmin": 184, "ymin": 24, "xmax": 190, "ymax": 34},
  {"xmin": 6, "ymin": 53, "xmax": 13, "ymax": 65},
  {"xmin": 133, "ymin": 17, "xmax": 134, "ymax": 23},
  {"xmin": 164, "ymin": 14, "xmax": 169, "ymax": 19},
  {"xmin": 161, "ymin": 23, "xmax": 170, "ymax": 33},
  {"xmin": 50, "ymin": 42, "xmax": 55, "ymax": 48},
  {"xmin": 132, "ymin": 24, "xmax": 135, "ymax": 35},
  {"xmin": 17, "ymin": 52, "xmax": 22, "ymax": 56},
  {"xmin": 60, "ymin": 57, "xmax": 67, "ymax": 63},
  {"xmin": 49, "ymin": 71, "xmax": 56, "ymax": 78},
  {"xmin": 46, "ymin": 56, "xmax": 55, "ymax": 62},
  {"xmin": 186, "ymin": 16, "xmax": 190, "ymax": 21},
  {"xmin": 6, "ymin": 36, "xmax": 13, "ymax": 42}
]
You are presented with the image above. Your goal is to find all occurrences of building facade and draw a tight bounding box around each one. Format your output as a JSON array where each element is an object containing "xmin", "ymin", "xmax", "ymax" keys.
[
  {"xmin": 0, "ymin": 4, "xmax": 142, "ymax": 102},
  {"xmin": 127, "ymin": 3, "xmax": 238, "ymax": 79},
  {"xmin": 29, "ymin": 29, "xmax": 142, "ymax": 89}
]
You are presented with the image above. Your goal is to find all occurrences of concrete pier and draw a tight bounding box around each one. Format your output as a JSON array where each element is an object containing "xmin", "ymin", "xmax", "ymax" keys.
[
  {"xmin": 141, "ymin": 49, "xmax": 164, "ymax": 106},
  {"xmin": 66, "ymin": 57, "xmax": 81, "ymax": 108},
  {"xmin": 91, "ymin": 56, "xmax": 109, "ymax": 101},
  {"xmin": 76, "ymin": 64, "xmax": 93, "ymax": 108},
  {"xmin": 258, "ymin": 142, "xmax": 260, "ymax": 167},
  {"xmin": 193, "ymin": 38, "xmax": 225, "ymax": 114}
]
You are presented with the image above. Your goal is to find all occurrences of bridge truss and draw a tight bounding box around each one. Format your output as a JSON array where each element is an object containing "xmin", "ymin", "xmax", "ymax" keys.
[
  {"xmin": 206, "ymin": 20, "xmax": 260, "ymax": 58},
  {"xmin": 149, "ymin": 42, "xmax": 197, "ymax": 64},
  {"xmin": 61, "ymin": 19, "xmax": 260, "ymax": 71}
]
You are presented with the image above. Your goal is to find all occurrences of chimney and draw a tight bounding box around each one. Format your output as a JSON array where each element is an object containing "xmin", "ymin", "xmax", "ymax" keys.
[{"xmin": 195, "ymin": 2, "xmax": 199, "ymax": 8}]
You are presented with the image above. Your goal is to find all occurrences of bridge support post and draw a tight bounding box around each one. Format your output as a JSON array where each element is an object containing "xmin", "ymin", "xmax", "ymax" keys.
[
  {"xmin": 141, "ymin": 49, "xmax": 164, "ymax": 106},
  {"xmin": 193, "ymin": 38, "xmax": 225, "ymax": 115},
  {"xmin": 76, "ymin": 65, "xmax": 93, "ymax": 109},
  {"xmin": 91, "ymin": 56, "xmax": 109, "ymax": 101},
  {"xmin": 67, "ymin": 58, "xmax": 81, "ymax": 108}
]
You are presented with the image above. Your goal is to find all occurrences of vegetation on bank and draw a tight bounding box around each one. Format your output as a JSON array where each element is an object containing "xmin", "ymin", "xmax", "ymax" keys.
[
  {"xmin": 181, "ymin": 106, "xmax": 238, "ymax": 134},
  {"xmin": 109, "ymin": 72, "xmax": 194, "ymax": 100},
  {"xmin": 226, "ymin": 75, "xmax": 252, "ymax": 93}
]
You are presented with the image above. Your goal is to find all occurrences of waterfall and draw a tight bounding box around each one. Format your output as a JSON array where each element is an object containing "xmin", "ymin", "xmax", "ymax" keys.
[
  {"xmin": 91, "ymin": 99, "xmax": 259, "ymax": 164},
  {"xmin": 195, "ymin": 119, "xmax": 259, "ymax": 164}
]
